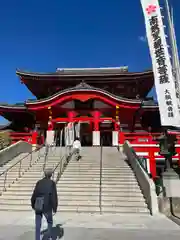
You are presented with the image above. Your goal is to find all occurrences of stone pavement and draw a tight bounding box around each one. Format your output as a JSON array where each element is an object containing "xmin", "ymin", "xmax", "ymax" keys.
[{"xmin": 1, "ymin": 211, "xmax": 180, "ymax": 239}]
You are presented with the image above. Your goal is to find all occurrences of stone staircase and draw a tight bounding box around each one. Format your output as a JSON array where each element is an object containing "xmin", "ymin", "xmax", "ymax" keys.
[
  {"xmin": 101, "ymin": 147, "xmax": 149, "ymax": 214},
  {"xmin": 0, "ymin": 146, "xmax": 64, "ymax": 211},
  {"xmin": 0, "ymin": 146, "xmax": 149, "ymax": 214},
  {"xmin": 0, "ymin": 151, "xmax": 40, "ymax": 193},
  {"xmin": 57, "ymin": 147, "xmax": 101, "ymax": 213},
  {"xmin": 0, "ymin": 153, "xmax": 29, "ymax": 173},
  {"xmin": 57, "ymin": 147, "xmax": 149, "ymax": 214}
]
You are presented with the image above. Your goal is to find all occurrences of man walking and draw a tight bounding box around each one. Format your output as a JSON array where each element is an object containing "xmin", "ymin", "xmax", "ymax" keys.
[
  {"xmin": 72, "ymin": 137, "xmax": 82, "ymax": 161},
  {"xmin": 31, "ymin": 168, "xmax": 58, "ymax": 240}
]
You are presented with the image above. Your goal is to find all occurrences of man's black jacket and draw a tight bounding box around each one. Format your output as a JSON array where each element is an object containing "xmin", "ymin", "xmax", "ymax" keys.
[{"xmin": 31, "ymin": 177, "xmax": 58, "ymax": 213}]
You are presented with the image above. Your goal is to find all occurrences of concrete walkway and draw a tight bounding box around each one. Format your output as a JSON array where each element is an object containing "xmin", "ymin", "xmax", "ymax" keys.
[{"xmin": 1, "ymin": 212, "xmax": 180, "ymax": 239}]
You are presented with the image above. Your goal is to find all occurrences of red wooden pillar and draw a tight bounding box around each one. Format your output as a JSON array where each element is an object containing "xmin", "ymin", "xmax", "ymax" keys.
[
  {"xmin": 32, "ymin": 131, "xmax": 38, "ymax": 150},
  {"xmin": 92, "ymin": 111, "xmax": 101, "ymax": 130},
  {"xmin": 47, "ymin": 120, "xmax": 54, "ymax": 130},
  {"xmin": 149, "ymin": 149, "xmax": 157, "ymax": 178},
  {"xmin": 113, "ymin": 122, "xmax": 120, "ymax": 146},
  {"xmin": 114, "ymin": 122, "xmax": 119, "ymax": 131},
  {"xmin": 92, "ymin": 111, "xmax": 101, "ymax": 146},
  {"xmin": 177, "ymin": 147, "xmax": 180, "ymax": 166},
  {"xmin": 67, "ymin": 111, "xmax": 77, "ymax": 122},
  {"xmin": 119, "ymin": 132, "xmax": 125, "ymax": 145},
  {"xmin": 67, "ymin": 111, "xmax": 77, "ymax": 146}
]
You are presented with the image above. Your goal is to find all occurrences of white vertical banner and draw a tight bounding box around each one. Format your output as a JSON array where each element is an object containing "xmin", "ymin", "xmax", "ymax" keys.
[
  {"xmin": 60, "ymin": 129, "xmax": 63, "ymax": 147},
  {"xmin": 64, "ymin": 127, "xmax": 69, "ymax": 146},
  {"xmin": 112, "ymin": 131, "xmax": 119, "ymax": 146},
  {"xmin": 140, "ymin": 0, "xmax": 180, "ymax": 126},
  {"xmin": 67, "ymin": 122, "xmax": 74, "ymax": 146},
  {"xmin": 46, "ymin": 130, "xmax": 55, "ymax": 145},
  {"xmin": 75, "ymin": 121, "xmax": 80, "ymax": 138}
]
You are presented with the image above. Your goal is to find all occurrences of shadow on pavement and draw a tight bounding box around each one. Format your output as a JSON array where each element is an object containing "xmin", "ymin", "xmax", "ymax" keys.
[{"xmin": 41, "ymin": 224, "xmax": 64, "ymax": 240}]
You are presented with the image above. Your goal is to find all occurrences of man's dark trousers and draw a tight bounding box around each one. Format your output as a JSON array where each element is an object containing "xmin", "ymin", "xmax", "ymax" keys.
[{"xmin": 35, "ymin": 211, "xmax": 53, "ymax": 240}]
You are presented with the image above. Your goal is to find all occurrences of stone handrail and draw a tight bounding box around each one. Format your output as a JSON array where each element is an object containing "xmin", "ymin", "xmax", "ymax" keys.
[
  {"xmin": 123, "ymin": 140, "xmax": 159, "ymax": 215},
  {"xmin": 0, "ymin": 141, "xmax": 32, "ymax": 167}
]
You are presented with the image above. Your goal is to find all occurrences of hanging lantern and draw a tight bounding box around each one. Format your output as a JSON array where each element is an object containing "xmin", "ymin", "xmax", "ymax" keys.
[{"xmin": 116, "ymin": 105, "xmax": 119, "ymax": 121}]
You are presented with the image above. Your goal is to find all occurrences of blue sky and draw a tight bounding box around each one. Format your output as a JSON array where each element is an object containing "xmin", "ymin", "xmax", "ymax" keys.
[{"xmin": 0, "ymin": 0, "xmax": 179, "ymax": 123}]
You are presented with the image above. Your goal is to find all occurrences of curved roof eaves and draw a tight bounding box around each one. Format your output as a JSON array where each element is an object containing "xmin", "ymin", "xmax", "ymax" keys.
[
  {"xmin": 16, "ymin": 68, "xmax": 153, "ymax": 78},
  {"xmin": 0, "ymin": 103, "xmax": 26, "ymax": 110},
  {"xmin": 26, "ymin": 83, "xmax": 157, "ymax": 106}
]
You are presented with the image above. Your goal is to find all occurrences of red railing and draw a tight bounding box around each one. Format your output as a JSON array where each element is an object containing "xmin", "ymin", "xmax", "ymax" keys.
[
  {"xmin": 119, "ymin": 131, "xmax": 180, "ymax": 179},
  {"xmin": 119, "ymin": 132, "xmax": 180, "ymax": 144},
  {"xmin": 10, "ymin": 132, "xmax": 33, "ymax": 144},
  {"xmin": 10, "ymin": 132, "xmax": 45, "ymax": 145},
  {"xmin": 119, "ymin": 132, "xmax": 161, "ymax": 144}
]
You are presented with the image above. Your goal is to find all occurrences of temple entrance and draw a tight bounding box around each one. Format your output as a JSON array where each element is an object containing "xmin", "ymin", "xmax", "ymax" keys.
[
  {"xmin": 100, "ymin": 121, "xmax": 113, "ymax": 146},
  {"xmin": 51, "ymin": 115, "xmax": 118, "ymax": 147},
  {"xmin": 79, "ymin": 122, "xmax": 92, "ymax": 146},
  {"xmin": 54, "ymin": 122, "xmax": 66, "ymax": 146}
]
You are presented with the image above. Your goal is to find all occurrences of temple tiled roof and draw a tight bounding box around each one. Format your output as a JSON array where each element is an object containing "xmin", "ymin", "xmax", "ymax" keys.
[
  {"xmin": 16, "ymin": 68, "xmax": 154, "ymax": 100},
  {"xmin": 0, "ymin": 103, "xmax": 26, "ymax": 109},
  {"xmin": 16, "ymin": 67, "xmax": 153, "ymax": 77}
]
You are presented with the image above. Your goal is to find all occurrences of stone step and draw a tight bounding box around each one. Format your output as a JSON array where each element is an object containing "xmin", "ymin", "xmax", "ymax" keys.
[
  {"xmin": 101, "ymin": 207, "xmax": 149, "ymax": 214},
  {"xmin": 66, "ymin": 166, "xmax": 131, "ymax": 169},
  {"xmin": 58, "ymin": 192, "xmax": 143, "ymax": 196},
  {"xmin": 2, "ymin": 191, "xmax": 143, "ymax": 197},
  {"xmin": 61, "ymin": 173, "xmax": 135, "ymax": 177},
  {"xmin": 59, "ymin": 196, "xmax": 145, "ymax": 202},
  {"xmin": 0, "ymin": 178, "xmax": 17, "ymax": 183},
  {"xmin": 64, "ymin": 171, "xmax": 133, "ymax": 175},
  {"xmin": 57, "ymin": 182, "xmax": 139, "ymax": 186},
  {"xmin": 57, "ymin": 186, "xmax": 140, "ymax": 191},
  {"xmin": 68, "ymin": 162, "xmax": 128, "ymax": 165},
  {"xmin": 59, "ymin": 178, "xmax": 137, "ymax": 182},
  {"xmin": 2, "ymin": 173, "xmax": 43, "ymax": 179},
  {"xmin": 8, "ymin": 173, "xmax": 44, "ymax": 177},
  {"xmin": 32, "ymin": 164, "xmax": 59, "ymax": 168},
  {"xmin": 62, "ymin": 174, "xmax": 134, "ymax": 177},
  {"xmin": 57, "ymin": 182, "xmax": 139, "ymax": 189},
  {"xmin": 0, "ymin": 205, "xmax": 149, "ymax": 214},
  {"xmin": 57, "ymin": 187, "xmax": 141, "ymax": 193},
  {"xmin": 32, "ymin": 167, "xmax": 57, "ymax": 171},
  {"xmin": 0, "ymin": 194, "xmax": 145, "ymax": 201},
  {"xmin": 60, "ymin": 175, "xmax": 135, "ymax": 179},
  {"xmin": 101, "ymin": 181, "xmax": 138, "ymax": 184},
  {"xmin": 15, "ymin": 182, "xmax": 139, "ymax": 188},
  {"xmin": 35, "ymin": 161, "xmax": 60, "ymax": 164},
  {"xmin": 3, "ymin": 186, "xmax": 141, "ymax": 193},
  {"xmin": 65, "ymin": 168, "xmax": 132, "ymax": 171},
  {"xmin": 0, "ymin": 176, "xmax": 39, "ymax": 182},
  {"xmin": 68, "ymin": 162, "xmax": 102, "ymax": 165},
  {"xmin": 0, "ymin": 205, "xmax": 100, "ymax": 213},
  {"xmin": 4, "ymin": 187, "xmax": 34, "ymax": 191},
  {"xmin": 12, "ymin": 181, "xmax": 40, "ymax": 186},
  {"xmin": 0, "ymin": 181, "xmax": 18, "ymax": 187},
  {"xmin": 0, "ymin": 199, "xmax": 146, "ymax": 207}
]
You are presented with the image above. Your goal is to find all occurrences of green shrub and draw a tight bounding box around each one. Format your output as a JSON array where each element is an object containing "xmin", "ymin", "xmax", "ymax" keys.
[{"xmin": 0, "ymin": 131, "xmax": 11, "ymax": 150}]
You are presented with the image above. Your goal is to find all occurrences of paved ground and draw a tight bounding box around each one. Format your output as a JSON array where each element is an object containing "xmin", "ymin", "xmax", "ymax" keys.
[{"xmin": 1, "ymin": 212, "xmax": 180, "ymax": 239}]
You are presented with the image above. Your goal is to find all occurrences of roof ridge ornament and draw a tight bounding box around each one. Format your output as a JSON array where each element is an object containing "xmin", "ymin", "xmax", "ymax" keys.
[{"xmin": 74, "ymin": 81, "xmax": 93, "ymax": 89}]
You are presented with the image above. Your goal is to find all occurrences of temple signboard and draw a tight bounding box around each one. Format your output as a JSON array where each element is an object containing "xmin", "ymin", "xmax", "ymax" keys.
[{"xmin": 140, "ymin": 0, "xmax": 180, "ymax": 126}]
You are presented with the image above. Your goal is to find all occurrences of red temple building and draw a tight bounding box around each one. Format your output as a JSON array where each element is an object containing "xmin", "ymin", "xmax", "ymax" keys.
[{"xmin": 0, "ymin": 66, "xmax": 161, "ymax": 147}]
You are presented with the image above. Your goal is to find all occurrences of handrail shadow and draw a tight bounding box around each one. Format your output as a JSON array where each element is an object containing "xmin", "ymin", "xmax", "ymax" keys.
[{"xmin": 52, "ymin": 148, "xmax": 70, "ymax": 185}]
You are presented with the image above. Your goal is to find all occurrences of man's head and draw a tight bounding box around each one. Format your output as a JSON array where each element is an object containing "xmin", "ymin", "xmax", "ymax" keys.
[{"xmin": 44, "ymin": 168, "xmax": 53, "ymax": 179}]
